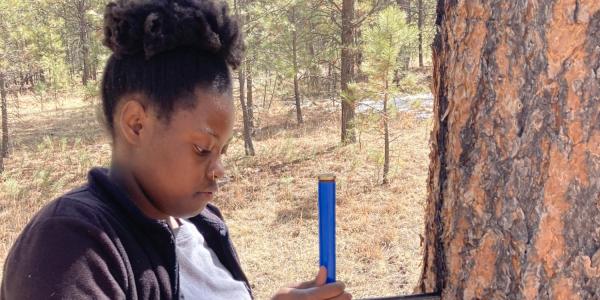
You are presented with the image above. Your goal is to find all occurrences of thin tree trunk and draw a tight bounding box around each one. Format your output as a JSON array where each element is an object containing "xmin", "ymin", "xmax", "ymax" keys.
[
  {"xmin": 262, "ymin": 69, "xmax": 270, "ymax": 108},
  {"xmin": 246, "ymin": 63, "xmax": 254, "ymax": 130},
  {"xmin": 420, "ymin": 1, "xmax": 600, "ymax": 298},
  {"xmin": 67, "ymin": 40, "xmax": 76, "ymax": 81},
  {"xmin": 235, "ymin": 0, "xmax": 254, "ymax": 156},
  {"xmin": 78, "ymin": 0, "xmax": 90, "ymax": 86},
  {"xmin": 268, "ymin": 74, "xmax": 279, "ymax": 110},
  {"xmin": 0, "ymin": 73, "xmax": 8, "ymax": 163},
  {"xmin": 397, "ymin": 0, "xmax": 412, "ymax": 70},
  {"xmin": 268, "ymin": 75, "xmax": 278, "ymax": 110},
  {"xmin": 406, "ymin": 0, "xmax": 412, "ymax": 23},
  {"xmin": 238, "ymin": 68, "xmax": 255, "ymax": 156},
  {"xmin": 92, "ymin": 57, "xmax": 97, "ymax": 81},
  {"xmin": 307, "ymin": 41, "xmax": 319, "ymax": 98},
  {"xmin": 331, "ymin": 61, "xmax": 337, "ymax": 104},
  {"xmin": 354, "ymin": 27, "xmax": 365, "ymax": 83},
  {"xmin": 417, "ymin": 0, "xmax": 424, "ymax": 68},
  {"xmin": 382, "ymin": 79, "xmax": 390, "ymax": 185},
  {"xmin": 341, "ymin": 0, "xmax": 356, "ymax": 143},
  {"xmin": 291, "ymin": 6, "xmax": 303, "ymax": 125}
]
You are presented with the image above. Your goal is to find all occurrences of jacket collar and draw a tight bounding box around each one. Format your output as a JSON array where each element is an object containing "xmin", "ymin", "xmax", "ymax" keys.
[{"xmin": 88, "ymin": 167, "xmax": 166, "ymax": 228}]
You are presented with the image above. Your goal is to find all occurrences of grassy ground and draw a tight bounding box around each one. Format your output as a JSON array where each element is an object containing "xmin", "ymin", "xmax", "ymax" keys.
[{"xmin": 0, "ymin": 91, "xmax": 431, "ymax": 299}]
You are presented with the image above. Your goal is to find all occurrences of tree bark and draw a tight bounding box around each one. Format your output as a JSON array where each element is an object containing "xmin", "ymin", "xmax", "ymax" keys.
[
  {"xmin": 291, "ymin": 6, "xmax": 303, "ymax": 125},
  {"xmin": 341, "ymin": 0, "xmax": 356, "ymax": 144},
  {"xmin": 420, "ymin": 1, "xmax": 600, "ymax": 299},
  {"xmin": 262, "ymin": 69, "xmax": 270, "ymax": 108},
  {"xmin": 235, "ymin": 0, "xmax": 255, "ymax": 156},
  {"xmin": 0, "ymin": 72, "xmax": 8, "ymax": 166},
  {"xmin": 417, "ymin": 0, "xmax": 424, "ymax": 68},
  {"xmin": 246, "ymin": 62, "xmax": 255, "ymax": 130},
  {"xmin": 238, "ymin": 67, "xmax": 255, "ymax": 156},
  {"xmin": 78, "ymin": 0, "xmax": 90, "ymax": 86},
  {"xmin": 382, "ymin": 78, "xmax": 390, "ymax": 185},
  {"xmin": 354, "ymin": 26, "xmax": 366, "ymax": 83},
  {"xmin": 268, "ymin": 74, "xmax": 279, "ymax": 110}
]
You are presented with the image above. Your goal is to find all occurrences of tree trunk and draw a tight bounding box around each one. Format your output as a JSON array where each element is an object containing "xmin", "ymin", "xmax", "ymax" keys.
[
  {"xmin": 238, "ymin": 67, "xmax": 255, "ymax": 156},
  {"xmin": 417, "ymin": 0, "xmax": 424, "ymax": 68},
  {"xmin": 396, "ymin": 0, "xmax": 412, "ymax": 23},
  {"xmin": 341, "ymin": 0, "xmax": 356, "ymax": 144},
  {"xmin": 0, "ymin": 73, "xmax": 8, "ymax": 163},
  {"xmin": 420, "ymin": 1, "xmax": 600, "ymax": 299},
  {"xmin": 382, "ymin": 79, "xmax": 390, "ymax": 185},
  {"xmin": 397, "ymin": 0, "xmax": 412, "ymax": 70},
  {"xmin": 78, "ymin": 0, "xmax": 90, "ymax": 86},
  {"xmin": 235, "ymin": 0, "xmax": 254, "ymax": 156},
  {"xmin": 246, "ymin": 63, "xmax": 255, "ymax": 130},
  {"xmin": 331, "ymin": 61, "xmax": 337, "ymax": 104},
  {"xmin": 92, "ymin": 57, "xmax": 97, "ymax": 81},
  {"xmin": 354, "ymin": 27, "xmax": 366, "ymax": 83},
  {"xmin": 268, "ymin": 74, "xmax": 279, "ymax": 110},
  {"xmin": 291, "ymin": 6, "xmax": 303, "ymax": 125},
  {"xmin": 263, "ymin": 69, "xmax": 270, "ymax": 108}
]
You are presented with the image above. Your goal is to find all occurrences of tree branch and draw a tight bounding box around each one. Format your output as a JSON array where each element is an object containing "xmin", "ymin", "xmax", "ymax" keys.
[
  {"xmin": 352, "ymin": 0, "xmax": 384, "ymax": 28},
  {"xmin": 326, "ymin": 0, "xmax": 342, "ymax": 13}
]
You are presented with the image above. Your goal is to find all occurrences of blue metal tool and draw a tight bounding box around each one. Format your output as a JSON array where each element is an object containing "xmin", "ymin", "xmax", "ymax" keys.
[{"xmin": 318, "ymin": 174, "xmax": 336, "ymax": 283}]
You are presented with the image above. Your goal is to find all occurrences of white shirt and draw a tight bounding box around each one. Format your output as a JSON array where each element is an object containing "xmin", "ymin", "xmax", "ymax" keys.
[{"xmin": 173, "ymin": 219, "xmax": 251, "ymax": 300}]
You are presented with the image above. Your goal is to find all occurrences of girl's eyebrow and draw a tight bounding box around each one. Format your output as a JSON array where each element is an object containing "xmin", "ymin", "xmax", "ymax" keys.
[
  {"xmin": 197, "ymin": 127, "xmax": 219, "ymax": 139},
  {"xmin": 195, "ymin": 127, "xmax": 233, "ymax": 144}
]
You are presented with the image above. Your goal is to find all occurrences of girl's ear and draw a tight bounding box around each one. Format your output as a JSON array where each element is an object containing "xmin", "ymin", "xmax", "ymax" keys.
[{"xmin": 117, "ymin": 96, "xmax": 150, "ymax": 146}]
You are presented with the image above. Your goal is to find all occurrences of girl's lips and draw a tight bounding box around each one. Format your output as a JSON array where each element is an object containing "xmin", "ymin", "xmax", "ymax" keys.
[{"xmin": 195, "ymin": 191, "xmax": 214, "ymax": 199}]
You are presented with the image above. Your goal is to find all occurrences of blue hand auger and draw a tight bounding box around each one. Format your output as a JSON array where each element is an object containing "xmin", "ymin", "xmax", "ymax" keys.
[{"xmin": 318, "ymin": 174, "xmax": 336, "ymax": 284}]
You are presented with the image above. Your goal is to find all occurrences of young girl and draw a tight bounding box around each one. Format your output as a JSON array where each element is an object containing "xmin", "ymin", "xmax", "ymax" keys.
[{"xmin": 1, "ymin": 0, "xmax": 351, "ymax": 299}]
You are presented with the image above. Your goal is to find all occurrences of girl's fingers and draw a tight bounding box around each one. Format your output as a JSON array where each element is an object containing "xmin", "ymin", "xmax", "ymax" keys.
[
  {"xmin": 294, "ymin": 266, "xmax": 328, "ymax": 289},
  {"xmin": 314, "ymin": 266, "xmax": 327, "ymax": 286},
  {"xmin": 304, "ymin": 281, "xmax": 346, "ymax": 299},
  {"xmin": 328, "ymin": 292, "xmax": 353, "ymax": 300}
]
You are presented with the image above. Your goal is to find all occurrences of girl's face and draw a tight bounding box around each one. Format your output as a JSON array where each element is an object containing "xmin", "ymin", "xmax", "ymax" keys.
[{"xmin": 124, "ymin": 87, "xmax": 234, "ymax": 219}]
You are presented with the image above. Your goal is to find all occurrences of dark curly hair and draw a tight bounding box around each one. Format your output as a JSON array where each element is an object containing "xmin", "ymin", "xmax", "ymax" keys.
[{"xmin": 101, "ymin": 0, "xmax": 244, "ymax": 133}]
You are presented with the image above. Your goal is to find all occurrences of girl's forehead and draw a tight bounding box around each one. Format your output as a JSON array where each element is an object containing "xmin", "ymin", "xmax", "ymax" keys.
[
  {"xmin": 191, "ymin": 91, "xmax": 234, "ymax": 116},
  {"xmin": 170, "ymin": 95, "xmax": 234, "ymax": 135}
]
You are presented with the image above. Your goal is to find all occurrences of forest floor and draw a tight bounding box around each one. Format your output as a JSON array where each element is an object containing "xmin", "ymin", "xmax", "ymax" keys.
[{"xmin": 0, "ymin": 90, "xmax": 432, "ymax": 299}]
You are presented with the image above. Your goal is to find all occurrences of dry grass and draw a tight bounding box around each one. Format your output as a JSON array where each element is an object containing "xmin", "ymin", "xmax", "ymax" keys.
[{"xmin": 0, "ymin": 92, "xmax": 431, "ymax": 299}]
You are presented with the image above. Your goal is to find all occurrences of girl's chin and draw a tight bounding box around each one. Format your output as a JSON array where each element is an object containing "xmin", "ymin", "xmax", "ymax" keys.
[{"xmin": 171, "ymin": 197, "xmax": 211, "ymax": 218}]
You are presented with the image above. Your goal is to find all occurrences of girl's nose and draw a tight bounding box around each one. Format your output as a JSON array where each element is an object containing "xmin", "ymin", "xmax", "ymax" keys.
[{"xmin": 209, "ymin": 159, "xmax": 225, "ymax": 180}]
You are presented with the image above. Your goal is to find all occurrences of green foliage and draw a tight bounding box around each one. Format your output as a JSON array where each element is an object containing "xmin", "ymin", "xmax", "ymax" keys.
[
  {"xmin": 362, "ymin": 6, "xmax": 418, "ymax": 85},
  {"xmin": 0, "ymin": 0, "xmax": 108, "ymax": 93},
  {"xmin": 1, "ymin": 0, "xmax": 436, "ymax": 116},
  {"xmin": 341, "ymin": 82, "xmax": 362, "ymax": 105},
  {"xmin": 398, "ymin": 72, "xmax": 426, "ymax": 94},
  {"xmin": 33, "ymin": 82, "xmax": 48, "ymax": 110},
  {"xmin": 83, "ymin": 81, "xmax": 100, "ymax": 103},
  {"xmin": 236, "ymin": 0, "xmax": 344, "ymax": 103},
  {"xmin": 410, "ymin": 99, "xmax": 422, "ymax": 110},
  {"xmin": 2, "ymin": 177, "xmax": 24, "ymax": 200}
]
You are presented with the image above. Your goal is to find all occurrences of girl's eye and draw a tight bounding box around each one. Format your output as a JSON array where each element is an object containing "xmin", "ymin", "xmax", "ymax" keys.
[{"xmin": 194, "ymin": 145, "xmax": 211, "ymax": 156}]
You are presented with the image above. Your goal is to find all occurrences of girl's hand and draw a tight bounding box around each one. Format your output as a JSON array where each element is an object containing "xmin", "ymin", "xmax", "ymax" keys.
[{"xmin": 271, "ymin": 267, "xmax": 352, "ymax": 300}]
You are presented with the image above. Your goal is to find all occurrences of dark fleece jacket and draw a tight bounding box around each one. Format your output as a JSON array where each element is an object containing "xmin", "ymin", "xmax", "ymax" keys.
[{"xmin": 1, "ymin": 168, "xmax": 251, "ymax": 299}]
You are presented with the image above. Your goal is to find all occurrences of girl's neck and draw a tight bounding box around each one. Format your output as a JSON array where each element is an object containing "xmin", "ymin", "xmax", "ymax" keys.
[{"xmin": 109, "ymin": 160, "xmax": 171, "ymax": 221}]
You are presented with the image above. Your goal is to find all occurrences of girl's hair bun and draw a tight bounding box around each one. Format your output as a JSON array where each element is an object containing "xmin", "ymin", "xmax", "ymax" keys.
[{"xmin": 103, "ymin": 0, "xmax": 243, "ymax": 69}]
